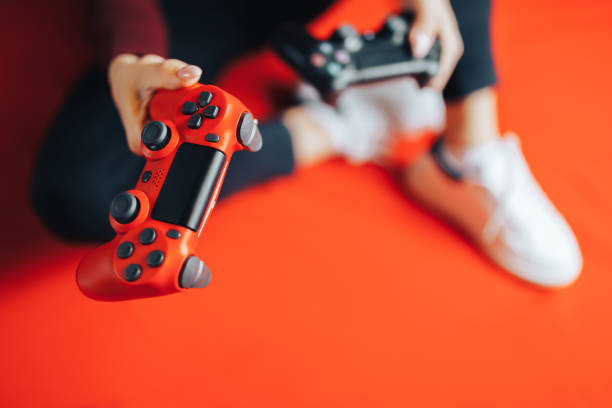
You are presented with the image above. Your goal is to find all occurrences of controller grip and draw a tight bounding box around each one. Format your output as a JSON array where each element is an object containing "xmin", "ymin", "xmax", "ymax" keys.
[
  {"xmin": 271, "ymin": 25, "xmax": 332, "ymax": 92},
  {"xmin": 76, "ymin": 241, "xmax": 167, "ymax": 301},
  {"xmin": 271, "ymin": 25, "xmax": 317, "ymax": 65}
]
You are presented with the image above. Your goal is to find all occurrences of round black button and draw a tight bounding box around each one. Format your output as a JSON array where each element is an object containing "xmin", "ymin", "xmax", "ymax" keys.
[
  {"xmin": 117, "ymin": 241, "xmax": 134, "ymax": 259},
  {"xmin": 147, "ymin": 250, "xmax": 165, "ymax": 268},
  {"xmin": 139, "ymin": 228, "xmax": 156, "ymax": 245},
  {"xmin": 124, "ymin": 264, "xmax": 142, "ymax": 281},
  {"xmin": 141, "ymin": 170, "xmax": 152, "ymax": 183},
  {"xmin": 141, "ymin": 121, "xmax": 170, "ymax": 151},
  {"xmin": 166, "ymin": 229, "xmax": 181, "ymax": 239},
  {"xmin": 110, "ymin": 192, "xmax": 140, "ymax": 224}
]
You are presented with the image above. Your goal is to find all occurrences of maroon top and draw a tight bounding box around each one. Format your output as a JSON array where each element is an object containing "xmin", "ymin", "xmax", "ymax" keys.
[{"xmin": 90, "ymin": 0, "xmax": 168, "ymax": 68}]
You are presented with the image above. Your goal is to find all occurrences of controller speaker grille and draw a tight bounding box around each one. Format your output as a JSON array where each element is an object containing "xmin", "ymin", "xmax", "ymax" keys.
[{"xmin": 151, "ymin": 168, "xmax": 166, "ymax": 188}]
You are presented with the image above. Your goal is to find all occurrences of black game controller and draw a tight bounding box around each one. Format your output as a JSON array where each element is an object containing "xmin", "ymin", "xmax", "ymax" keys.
[{"xmin": 272, "ymin": 12, "xmax": 441, "ymax": 98}]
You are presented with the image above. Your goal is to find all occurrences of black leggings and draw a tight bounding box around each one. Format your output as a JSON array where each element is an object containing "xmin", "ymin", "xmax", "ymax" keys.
[
  {"xmin": 30, "ymin": 0, "xmax": 495, "ymax": 242},
  {"xmin": 445, "ymin": 0, "xmax": 496, "ymax": 100}
]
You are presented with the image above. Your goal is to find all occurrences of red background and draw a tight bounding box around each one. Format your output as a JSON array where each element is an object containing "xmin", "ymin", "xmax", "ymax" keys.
[{"xmin": 1, "ymin": 0, "xmax": 612, "ymax": 406}]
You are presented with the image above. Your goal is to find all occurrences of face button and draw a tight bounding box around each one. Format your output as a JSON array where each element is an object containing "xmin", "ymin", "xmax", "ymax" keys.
[
  {"xmin": 179, "ymin": 255, "xmax": 211, "ymax": 288},
  {"xmin": 237, "ymin": 112, "xmax": 263, "ymax": 152},
  {"xmin": 205, "ymin": 133, "xmax": 220, "ymax": 143},
  {"xmin": 139, "ymin": 228, "xmax": 157, "ymax": 245},
  {"xmin": 124, "ymin": 264, "xmax": 142, "ymax": 281},
  {"xmin": 326, "ymin": 62, "xmax": 342, "ymax": 77},
  {"xmin": 117, "ymin": 241, "xmax": 134, "ymax": 259},
  {"xmin": 319, "ymin": 42, "xmax": 333, "ymax": 54},
  {"xmin": 166, "ymin": 229, "xmax": 181, "ymax": 239},
  {"xmin": 141, "ymin": 121, "xmax": 171, "ymax": 151},
  {"xmin": 198, "ymin": 91, "xmax": 213, "ymax": 107},
  {"xmin": 310, "ymin": 52, "xmax": 327, "ymax": 68},
  {"xmin": 181, "ymin": 101, "xmax": 198, "ymax": 115},
  {"xmin": 187, "ymin": 113, "xmax": 203, "ymax": 129},
  {"xmin": 345, "ymin": 37, "xmax": 363, "ymax": 52},
  {"xmin": 141, "ymin": 170, "xmax": 152, "ymax": 183},
  {"xmin": 334, "ymin": 49, "xmax": 351, "ymax": 64},
  {"xmin": 110, "ymin": 192, "xmax": 140, "ymax": 224},
  {"xmin": 332, "ymin": 24, "xmax": 358, "ymax": 41},
  {"xmin": 385, "ymin": 15, "xmax": 408, "ymax": 35},
  {"xmin": 202, "ymin": 105, "xmax": 219, "ymax": 119},
  {"xmin": 146, "ymin": 250, "xmax": 165, "ymax": 268}
]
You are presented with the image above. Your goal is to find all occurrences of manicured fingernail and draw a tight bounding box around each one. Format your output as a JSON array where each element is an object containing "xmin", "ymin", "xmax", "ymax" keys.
[
  {"xmin": 177, "ymin": 65, "xmax": 202, "ymax": 80},
  {"xmin": 413, "ymin": 33, "xmax": 433, "ymax": 59}
]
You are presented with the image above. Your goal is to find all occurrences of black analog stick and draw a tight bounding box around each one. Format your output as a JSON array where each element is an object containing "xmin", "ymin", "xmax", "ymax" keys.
[
  {"xmin": 141, "ymin": 121, "xmax": 171, "ymax": 151},
  {"xmin": 110, "ymin": 192, "xmax": 140, "ymax": 224}
]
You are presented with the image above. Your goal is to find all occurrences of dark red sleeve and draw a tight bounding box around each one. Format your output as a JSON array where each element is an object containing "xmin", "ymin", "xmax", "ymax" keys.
[{"xmin": 90, "ymin": 0, "xmax": 168, "ymax": 69}]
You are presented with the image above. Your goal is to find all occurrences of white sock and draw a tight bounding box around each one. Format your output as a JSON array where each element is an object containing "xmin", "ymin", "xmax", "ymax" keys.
[
  {"xmin": 438, "ymin": 137, "xmax": 508, "ymax": 190},
  {"xmin": 303, "ymin": 90, "xmax": 390, "ymax": 163},
  {"xmin": 355, "ymin": 78, "xmax": 446, "ymax": 135},
  {"xmin": 299, "ymin": 77, "xmax": 446, "ymax": 163},
  {"xmin": 438, "ymin": 140, "xmax": 469, "ymax": 174}
]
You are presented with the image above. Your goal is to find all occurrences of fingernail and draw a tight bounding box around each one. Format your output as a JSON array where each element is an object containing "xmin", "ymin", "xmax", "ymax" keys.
[
  {"xmin": 177, "ymin": 64, "xmax": 202, "ymax": 80},
  {"xmin": 413, "ymin": 33, "xmax": 433, "ymax": 59}
]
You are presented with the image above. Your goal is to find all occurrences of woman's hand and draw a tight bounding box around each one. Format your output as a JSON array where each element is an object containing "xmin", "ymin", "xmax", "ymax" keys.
[
  {"xmin": 108, "ymin": 54, "xmax": 202, "ymax": 154},
  {"xmin": 403, "ymin": 0, "xmax": 464, "ymax": 90}
]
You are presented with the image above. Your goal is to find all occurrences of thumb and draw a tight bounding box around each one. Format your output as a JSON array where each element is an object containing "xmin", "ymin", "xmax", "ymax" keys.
[
  {"xmin": 115, "ymin": 93, "xmax": 147, "ymax": 155},
  {"xmin": 145, "ymin": 58, "xmax": 203, "ymax": 90},
  {"xmin": 409, "ymin": 13, "xmax": 436, "ymax": 59}
]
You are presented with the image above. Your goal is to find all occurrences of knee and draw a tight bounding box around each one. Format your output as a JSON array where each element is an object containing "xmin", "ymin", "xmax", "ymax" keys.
[{"xmin": 30, "ymin": 159, "xmax": 115, "ymax": 242}]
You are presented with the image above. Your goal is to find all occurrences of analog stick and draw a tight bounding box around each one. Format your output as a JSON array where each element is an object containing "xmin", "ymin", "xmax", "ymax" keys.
[
  {"xmin": 110, "ymin": 192, "xmax": 140, "ymax": 224},
  {"xmin": 141, "ymin": 121, "xmax": 170, "ymax": 151}
]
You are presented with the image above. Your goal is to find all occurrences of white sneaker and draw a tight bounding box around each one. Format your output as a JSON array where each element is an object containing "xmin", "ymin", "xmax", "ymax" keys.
[{"xmin": 403, "ymin": 134, "xmax": 582, "ymax": 287}]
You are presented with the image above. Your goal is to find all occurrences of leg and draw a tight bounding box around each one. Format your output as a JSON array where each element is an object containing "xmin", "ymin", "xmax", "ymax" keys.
[
  {"xmin": 445, "ymin": 87, "xmax": 499, "ymax": 151},
  {"xmin": 220, "ymin": 121, "xmax": 295, "ymax": 199},
  {"xmin": 400, "ymin": 0, "xmax": 582, "ymax": 287},
  {"xmin": 30, "ymin": 67, "xmax": 336, "ymax": 241},
  {"xmin": 222, "ymin": 105, "xmax": 338, "ymax": 197},
  {"xmin": 31, "ymin": 67, "xmax": 145, "ymax": 242},
  {"xmin": 443, "ymin": 0, "xmax": 498, "ymax": 152}
]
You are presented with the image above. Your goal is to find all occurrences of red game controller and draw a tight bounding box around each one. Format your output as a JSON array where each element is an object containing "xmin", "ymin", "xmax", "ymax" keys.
[{"xmin": 76, "ymin": 83, "xmax": 262, "ymax": 301}]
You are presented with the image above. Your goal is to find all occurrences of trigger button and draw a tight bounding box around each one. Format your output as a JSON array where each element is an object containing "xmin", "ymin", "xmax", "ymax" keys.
[{"xmin": 179, "ymin": 255, "xmax": 204, "ymax": 288}]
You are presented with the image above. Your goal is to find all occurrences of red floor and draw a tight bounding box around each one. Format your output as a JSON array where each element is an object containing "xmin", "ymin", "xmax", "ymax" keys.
[{"xmin": 1, "ymin": 0, "xmax": 612, "ymax": 406}]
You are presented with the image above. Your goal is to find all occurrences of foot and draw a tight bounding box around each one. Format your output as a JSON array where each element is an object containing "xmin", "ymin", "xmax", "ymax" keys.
[{"xmin": 402, "ymin": 134, "xmax": 582, "ymax": 287}]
